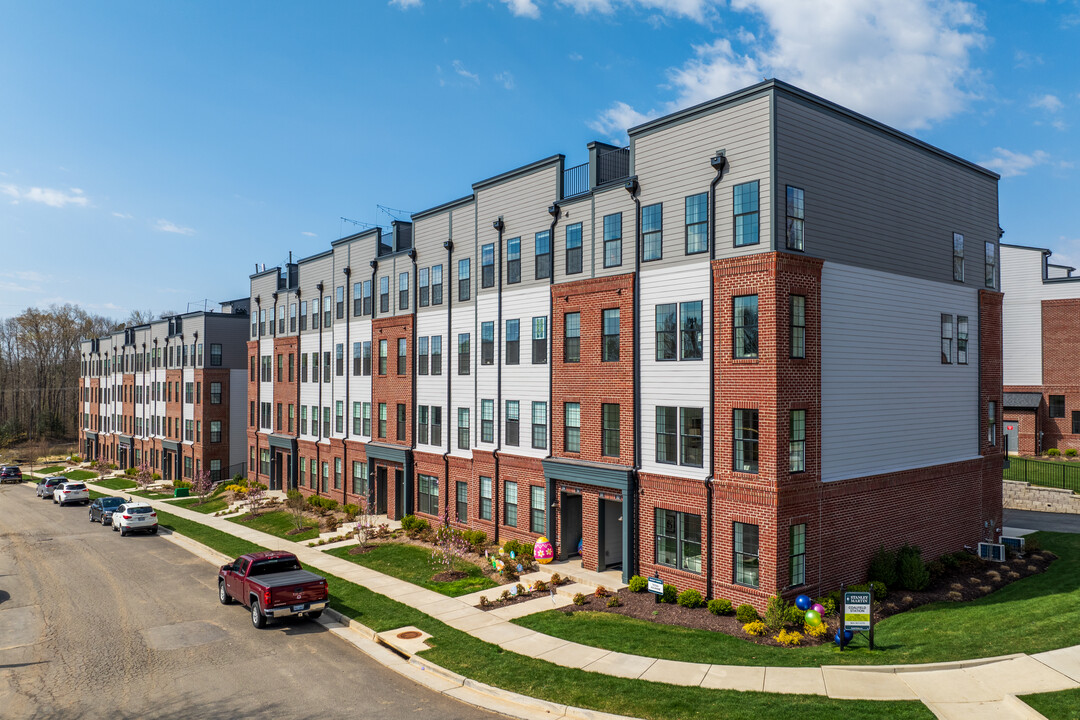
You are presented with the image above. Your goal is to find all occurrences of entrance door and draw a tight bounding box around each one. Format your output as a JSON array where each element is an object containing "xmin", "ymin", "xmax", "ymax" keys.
[
  {"xmin": 1003, "ymin": 420, "xmax": 1019, "ymax": 455},
  {"xmin": 560, "ymin": 493, "xmax": 582, "ymax": 560},
  {"xmin": 271, "ymin": 452, "xmax": 283, "ymax": 491},
  {"xmin": 375, "ymin": 466, "xmax": 388, "ymax": 514},
  {"xmin": 163, "ymin": 452, "xmax": 173, "ymax": 480},
  {"xmin": 602, "ymin": 499, "xmax": 623, "ymax": 570},
  {"xmin": 394, "ymin": 469, "xmax": 405, "ymax": 518}
]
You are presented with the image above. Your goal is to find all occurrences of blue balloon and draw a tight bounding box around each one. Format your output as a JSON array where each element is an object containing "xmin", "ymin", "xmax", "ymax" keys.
[
  {"xmin": 834, "ymin": 630, "xmax": 854, "ymax": 647},
  {"xmin": 795, "ymin": 594, "xmax": 812, "ymax": 611}
]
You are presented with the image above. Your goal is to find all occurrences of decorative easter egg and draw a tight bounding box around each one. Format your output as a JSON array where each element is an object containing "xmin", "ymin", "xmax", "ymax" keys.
[
  {"xmin": 509, "ymin": 585, "xmax": 518, "ymax": 596},
  {"xmin": 510, "ymin": 550, "xmax": 516, "ymax": 559},
  {"xmin": 494, "ymin": 559, "xmax": 505, "ymax": 572},
  {"xmin": 516, "ymin": 564, "xmax": 523, "ymax": 572},
  {"xmin": 795, "ymin": 594, "xmax": 812, "ymax": 611},
  {"xmin": 811, "ymin": 603, "xmax": 825, "ymax": 615},
  {"xmin": 533, "ymin": 537, "xmax": 554, "ymax": 564},
  {"xmin": 804, "ymin": 609, "xmax": 822, "ymax": 626},
  {"xmin": 577, "ymin": 538, "xmax": 583, "ymax": 555}
]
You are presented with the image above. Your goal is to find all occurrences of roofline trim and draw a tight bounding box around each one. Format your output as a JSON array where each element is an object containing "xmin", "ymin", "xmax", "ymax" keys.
[
  {"xmin": 412, "ymin": 194, "xmax": 475, "ymax": 222},
  {"xmin": 471, "ymin": 154, "xmax": 563, "ymax": 192}
]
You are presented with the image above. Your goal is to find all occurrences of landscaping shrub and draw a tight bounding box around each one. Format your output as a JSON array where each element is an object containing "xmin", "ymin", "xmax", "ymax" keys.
[
  {"xmin": 343, "ymin": 503, "xmax": 359, "ymax": 521},
  {"xmin": 404, "ymin": 516, "xmax": 430, "ymax": 535},
  {"xmin": 534, "ymin": 580, "xmax": 548, "ymax": 592},
  {"xmin": 735, "ymin": 604, "xmax": 759, "ymax": 623},
  {"xmin": 926, "ymin": 559, "xmax": 946, "ymax": 579},
  {"xmin": 501, "ymin": 589, "xmax": 513, "ymax": 601},
  {"xmin": 896, "ymin": 544, "xmax": 930, "ymax": 591},
  {"xmin": 594, "ymin": 585, "xmax": 610, "ymax": 598},
  {"xmin": 501, "ymin": 539, "xmax": 531, "ymax": 558},
  {"xmin": 151, "ymin": 472, "xmax": 161, "ymax": 481},
  {"xmin": 784, "ymin": 605, "xmax": 805, "ymax": 625},
  {"xmin": 763, "ymin": 595, "xmax": 789, "ymax": 631},
  {"xmin": 677, "ymin": 589, "xmax": 704, "ymax": 609},
  {"xmin": 479, "ymin": 595, "xmax": 490, "ymax": 607},
  {"xmin": 1025, "ymin": 536, "xmax": 1042, "ymax": 553},
  {"xmin": 1047, "ymin": 448, "xmax": 1061, "ymax": 457},
  {"xmin": 400, "ymin": 514, "xmax": 421, "ymax": 531},
  {"xmin": 109, "ymin": 463, "xmax": 118, "ymax": 470},
  {"xmin": 813, "ymin": 597, "xmax": 836, "ymax": 617},
  {"xmin": 868, "ymin": 545, "xmax": 898, "ymax": 588},
  {"xmin": 124, "ymin": 467, "xmax": 138, "ymax": 477},
  {"xmin": 848, "ymin": 580, "xmax": 888, "ymax": 600},
  {"xmin": 774, "ymin": 629, "xmax": 803, "ymax": 646},
  {"xmin": 1067, "ymin": 448, "xmax": 1078, "ymax": 458},
  {"xmin": 462, "ymin": 529, "xmax": 487, "ymax": 553},
  {"xmin": 573, "ymin": 592, "xmax": 587, "ymax": 606},
  {"xmin": 707, "ymin": 598, "xmax": 733, "ymax": 616},
  {"xmin": 607, "ymin": 596, "xmax": 621, "ymax": 608},
  {"xmin": 660, "ymin": 583, "xmax": 678, "ymax": 604},
  {"xmin": 69, "ymin": 454, "xmax": 82, "ymax": 464},
  {"xmin": 323, "ymin": 516, "xmax": 340, "ymax": 533},
  {"xmin": 742, "ymin": 621, "xmax": 766, "ymax": 636},
  {"xmin": 549, "ymin": 573, "xmax": 563, "ymax": 585},
  {"xmin": 805, "ymin": 621, "xmax": 829, "ymax": 639},
  {"xmin": 628, "ymin": 575, "xmax": 648, "ymax": 593},
  {"xmin": 516, "ymin": 583, "xmax": 527, "ymax": 596},
  {"xmin": 501, "ymin": 564, "xmax": 519, "ymax": 582},
  {"xmin": 172, "ymin": 480, "xmax": 191, "ymax": 489}
]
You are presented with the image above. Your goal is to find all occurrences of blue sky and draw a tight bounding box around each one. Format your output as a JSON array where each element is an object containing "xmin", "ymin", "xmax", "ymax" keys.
[{"xmin": 1, "ymin": 0, "xmax": 1077, "ymax": 319}]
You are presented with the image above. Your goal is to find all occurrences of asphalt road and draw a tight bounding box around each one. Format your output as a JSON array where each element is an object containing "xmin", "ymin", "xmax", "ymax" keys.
[
  {"xmin": 1004, "ymin": 507, "xmax": 1080, "ymax": 534},
  {"xmin": 0, "ymin": 482, "xmax": 498, "ymax": 720}
]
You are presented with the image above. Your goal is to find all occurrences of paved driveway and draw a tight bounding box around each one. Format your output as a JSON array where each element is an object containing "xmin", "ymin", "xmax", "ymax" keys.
[
  {"xmin": 0, "ymin": 483, "xmax": 496, "ymax": 720},
  {"xmin": 1003, "ymin": 508, "xmax": 1080, "ymax": 534}
]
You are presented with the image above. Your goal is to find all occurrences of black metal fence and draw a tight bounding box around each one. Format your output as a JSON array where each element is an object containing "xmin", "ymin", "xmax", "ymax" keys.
[
  {"xmin": 596, "ymin": 146, "xmax": 630, "ymax": 185},
  {"xmin": 1004, "ymin": 455, "xmax": 1080, "ymax": 492},
  {"xmin": 562, "ymin": 162, "xmax": 589, "ymax": 199}
]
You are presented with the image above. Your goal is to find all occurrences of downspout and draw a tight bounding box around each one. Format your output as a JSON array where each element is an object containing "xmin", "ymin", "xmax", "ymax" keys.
[
  {"xmin": 294, "ymin": 288, "xmax": 302, "ymax": 492},
  {"xmin": 443, "ymin": 239, "xmax": 454, "ymax": 519},
  {"xmin": 492, "ymin": 217, "xmax": 504, "ymax": 545},
  {"xmin": 316, "ymin": 281, "xmax": 324, "ymax": 497},
  {"xmin": 706, "ymin": 152, "xmax": 727, "ymax": 599},
  {"xmin": 253, "ymin": 301, "xmax": 261, "ymax": 486},
  {"xmin": 368, "ymin": 258, "xmax": 378, "ymax": 513},
  {"xmin": 624, "ymin": 177, "xmax": 641, "ymax": 579},
  {"xmin": 409, "ymin": 248, "xmax": 419, "ymax": 517},
  {"xmin": 343, "ymin": 265, "xmax": 352, "ymax": 507},
  {"xmin": 545, "ymin": 202, "xmax": 560, "ymax": 547}
]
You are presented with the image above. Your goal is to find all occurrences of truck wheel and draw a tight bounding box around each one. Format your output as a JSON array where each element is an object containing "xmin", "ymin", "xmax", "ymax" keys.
[
  {"xmin": 251, "ymin": 600, "xmax": 266, "ymax": 629},
  {"xmin": 218, "ymin": 581, "xmax": 233, "ymax": 605},
  {"xmin": 307, "ymin": 610, "xmax": 323, "ymax": 620}
]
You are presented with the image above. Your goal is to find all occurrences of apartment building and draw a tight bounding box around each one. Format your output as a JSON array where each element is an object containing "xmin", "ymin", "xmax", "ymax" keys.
[
  {"xmin": 78, "ymin": 302, "xmax": 250, "ymax": 482},
  {"xmin": 247, "ymin": 79, "xmax": 1003, "ymax": 609},
  {"xmin": 1001, "ymin": 243, "xmax": 1080, "ymax": 455}
]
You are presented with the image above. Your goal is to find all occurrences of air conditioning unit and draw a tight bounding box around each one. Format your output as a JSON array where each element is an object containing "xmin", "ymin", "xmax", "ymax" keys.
[
  {"xmin": 978, "ymin": 542, "xmax": 1005, "ymax": 562},
  {"xmin": 1001, "ymin": 536, "xmax": 1025, "ymax": 553}
]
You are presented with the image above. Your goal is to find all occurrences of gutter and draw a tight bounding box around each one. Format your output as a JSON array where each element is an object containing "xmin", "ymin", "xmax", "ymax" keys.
[
  {"xmin": 409, "ymin": 248, "xmax": 418, "ymax": 517},
  {"xmin": 343, "ymin": 264, "xmax": 352, "ymax": 507},
  {"xmin": 624, "ymin": 177, "xmax": 641, "ymax": 579},
  {"xmin": 443, "ymin": 237, "xmax": 454, "ymax": 519},
  {"xmin": 492, "ymin": 217, "xmax": 505, "ymax": 546},
  {"xmin": 316, "ymin": 281, "xmax": 324, "ymax": 498},
  {"xmin": 545, "ymin": 202, "xmax": 560, "ymax": 546},
  {"xmin": 705, "ymin": 151, "xmax": 727, "ymax": 599}
]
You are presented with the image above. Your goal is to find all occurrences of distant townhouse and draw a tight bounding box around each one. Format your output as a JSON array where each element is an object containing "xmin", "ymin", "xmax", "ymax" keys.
[
  {"xmin": 78, "ymin": 301, "xmax": 250, "ymax": 482},
  {"xmin": 1001, "ymin": 244, "xmax": 1080, "ymax": 455},
  {"xmin": 247, "ymin": 79, "xmax": 1003, "ymax": 610}
]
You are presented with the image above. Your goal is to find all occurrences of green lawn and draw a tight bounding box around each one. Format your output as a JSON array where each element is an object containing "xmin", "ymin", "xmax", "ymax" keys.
[
  {"xmin": 131, "ymin": 489, "xmax": 176, "ymax": 500},
  {"xmin": 167, "ymin": 496, "xmax": 229, "ymax": 514},
  {"xmin": 63, "ymin": 469, "xmax": 99, "ymax": 481},
  {"xmin": 88, "ymin": 490, "xmax": 108, "ymax": 500},
  {"xmin": 515, "ymin": 532, "xmax": 1080, "ymax": 667},
  {"xmin": 160, "ymin": 513, "xmax": 930, "ymax": 720},
  {"xmin": 227, "ymin": 510, "xmax": 321, "ymax": 542},
  {"xmin": 1021, "ymin": 687, "xmax": 1080, "ymax": 719},
  {"xmin": 35, "ymin": 465, "xmax": 66, "ymax": 475},
  {"xmin": 325, "ymin": 543, "xmax": 498, "ymax": 598},
  {"xmin": 94, "ymin": 477, "xmax": 135, "ymax": 490}
]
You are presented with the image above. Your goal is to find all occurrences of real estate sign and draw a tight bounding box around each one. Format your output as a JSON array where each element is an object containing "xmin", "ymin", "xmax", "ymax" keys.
[{"xmin": 844, "ymin": 591, "xmax": 871, "ymax": 631}]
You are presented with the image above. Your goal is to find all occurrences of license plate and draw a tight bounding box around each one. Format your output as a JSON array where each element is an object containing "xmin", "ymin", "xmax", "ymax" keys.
[{"xmin": 291, "ymin": 604, "xmax": 306, "ymax": 612}]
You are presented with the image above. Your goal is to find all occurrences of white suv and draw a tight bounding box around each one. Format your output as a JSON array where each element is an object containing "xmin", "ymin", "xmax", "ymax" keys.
[
  {"xmin": 112, "ymin": 502, "xmax": 158, "ymax": 536},
  {"xmin": 54, "ymin": 482, "xmax": 90, "ymax": 506}
]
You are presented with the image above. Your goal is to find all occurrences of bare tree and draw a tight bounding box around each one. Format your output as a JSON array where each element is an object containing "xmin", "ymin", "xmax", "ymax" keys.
[
  {"xmin": 192, "ymin": 469, "xmax": 213, "ymax": 502},
  {"xmin": 125, "ymin": 309, "xmax": 157, "ymax": 326},
  {"xmin": 353, "ymin": 497, "xmax": 378, "ymax": 549}
]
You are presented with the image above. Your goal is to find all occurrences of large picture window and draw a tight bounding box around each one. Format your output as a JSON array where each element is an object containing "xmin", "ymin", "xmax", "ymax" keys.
[
  {"xmin": 733, "ymin": 295, "xmax": 758, "ymax": 359},
  {"xmin": 680, "ymin": 301, "xmax": 702, "ymax": 360},
  {"xmin": 418, "ymin": 475, "xmax": 439, "ymax": 516},
  {"xmin": 733, "ymin": 409, "xmax": 759, "ymax": 473},
  {"xmin": 656, "ymin": 509, "xmax": 701, "ymax": 574}
]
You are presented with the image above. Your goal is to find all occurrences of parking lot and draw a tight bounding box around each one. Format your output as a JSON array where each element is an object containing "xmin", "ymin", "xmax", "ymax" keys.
[{"xmin": 0, "ymin": 482, "xmax": 495, "ymax": 720}]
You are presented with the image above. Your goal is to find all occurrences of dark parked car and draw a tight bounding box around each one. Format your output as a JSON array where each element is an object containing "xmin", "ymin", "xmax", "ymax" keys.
[
  {"xmin": 89, "ymin": 496, "xmax": 125, "ymax": 525},
  {"xmin": 0, "ymin": 466, "xmax": 22, "ymax": 484},
  {"xmin": 36, "ymin": 476, "xmax": 66, "ymax": 498},
  {"xmin": 218, "ymin": 551, "xmax": 328, "ymax": 628}
]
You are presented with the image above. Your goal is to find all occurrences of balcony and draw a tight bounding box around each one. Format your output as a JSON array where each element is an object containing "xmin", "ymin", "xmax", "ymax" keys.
[{"xmin": 561, "ymin": 145, "xmax": 630, "ymax": 200}]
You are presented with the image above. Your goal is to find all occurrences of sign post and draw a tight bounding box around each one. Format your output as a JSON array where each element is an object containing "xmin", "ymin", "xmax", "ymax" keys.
[
  {"xmin": 647, "ymin": 576, "xmax": 663, "ymax": 604},
  {"xmin": 843, "ymin": 587, "xmax": 873, "ymax": 650}
]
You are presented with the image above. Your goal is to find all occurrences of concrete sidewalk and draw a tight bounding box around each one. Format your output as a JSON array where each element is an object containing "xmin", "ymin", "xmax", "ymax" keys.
[{"xmin": 84, "ymin": 478, "xmax": 1080, "ymax": 719}]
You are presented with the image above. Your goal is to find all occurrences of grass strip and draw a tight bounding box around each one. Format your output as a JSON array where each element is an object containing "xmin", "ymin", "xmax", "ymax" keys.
[
  {"xmin": 515, "ymin": 532, "xmax": 1077, "ymax": 667},
  {"xmin": 1019, "ymin": 687, "xmax": 1080, "ymax": 720},
  {"xmin": 157, "ymin": 507, "xmax": 930, "ymax": 719},
  {"xmin": 35, "ymin": 465, "xmax": 65, "ymax": 475},
  {"xmin": 325, "ymin": 543, "xmax": 497, "ymax": 598},
  {"xmin": 95, "ymin": 477, "xmax": 136, "ymax": 490},
  {"xmin": 167, "ymin": 496, "xmax": 229, "ymax": 514},
  {"xmin": 131, "ymin": 489, "xmax": 175, "ymax": 500},
  {"xmin": 227, "ymin": 509, "xmax": 321, "ymax": 542},
  {"xmin": 63, "ymin": 469, "xmax": 99, "ymax": 481}
]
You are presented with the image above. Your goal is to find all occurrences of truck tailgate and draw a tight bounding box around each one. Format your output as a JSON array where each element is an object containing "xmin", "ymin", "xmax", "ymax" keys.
[{"xmin": 258, "ymin": 570, "xmax": 327, "ymax": 607}]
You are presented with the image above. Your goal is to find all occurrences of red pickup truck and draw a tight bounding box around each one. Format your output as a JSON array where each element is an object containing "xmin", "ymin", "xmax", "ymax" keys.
[{"xmin": 218, "ymin": 551, "xmax": 329, "ymax": 628}]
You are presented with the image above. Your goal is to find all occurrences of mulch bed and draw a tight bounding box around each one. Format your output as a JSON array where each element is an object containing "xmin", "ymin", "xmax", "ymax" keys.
[
  {"xmin": 554, "ymin": 550, "xmax": 1057, "ymax": 648},
  {"xmin": 476, "ymin": 577, "xmax": 575, "ymax": 610}
]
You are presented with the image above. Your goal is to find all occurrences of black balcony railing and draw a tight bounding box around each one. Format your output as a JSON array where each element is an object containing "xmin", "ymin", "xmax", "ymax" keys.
[
  {"xmin": 562, "ymin": 162, "xmax": 589, "ymax": 199},
  {"xmin": 597, "ymin": 146, "xmax": 630, "ymax": 186}
]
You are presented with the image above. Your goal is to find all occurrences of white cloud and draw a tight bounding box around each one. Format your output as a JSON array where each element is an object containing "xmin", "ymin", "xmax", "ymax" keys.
[
  {"xmin": 112, "ymin": 212, "xmax": 133, "ymax": 219},
  {"xmin": 452, "ymin": 60, "xmax": 479, "ymax": 83},
  {"xmin": 501, "ymin": 0, "xmax": 541, "ymax": 18},
  {"xmin": 301, "ymin": 231, "xmax": 317, "ymax": 237},
  {"xmin": 587, "ymin": 101, "xmax": 657, "ymax": 137},
  {"xmin": 389, "ymin": 0, "xmax": 422, "ymax": 8},
  {"xmin": 1014, "ymin": 49, "xmax": 1043, "ymax": 68},
  {"xmin": 559, "ymin": 0, "xmax": 715, "ymax": 21},
  {"xmin": 979, "ymin": 148, "xmax": 1050, "ymax": 178},
  {"xmin": 569, "ymin": 52, "xmax": 583, "ymax": 61},
  {"xmin": 0, "ymin": 270, "xmax": 47, "ymax": 294},
  {"xmin": 665, "ymin": 38, "xmax": 764, "ymax": 107},
  {"xmin": 495, "ymin": 71, "xmax": 516, "ymax": 90},
  {"xmin": 1031, "ymin": 94, "xmax": 1063, "ymax": 112},
  {"xmin": 0, "ymin": 183, "xmax": 90, "ymax": 208},
  {"xmin": 155, "ymin": 219, "xmax": 195, "ymax": 235}
]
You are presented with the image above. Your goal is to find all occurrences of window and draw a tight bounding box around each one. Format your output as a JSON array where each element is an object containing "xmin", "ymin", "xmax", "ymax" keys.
[
  {"xmin": 210, "ymin": 343, "xmax": 222, "ymax": 367},
  {"xmin": 790, "ymin": 410, "xmax": 806, "ymax": 473},
  {"xmin": 299, "ymin": 301, "xmax": 308, "ymax": 331},
  {"xmin": 418, "ymin": 405, "xmax": 429, "ymax": 444},
  {"xmin": 656, "ymin": 509, "xmax": 701, "ymax": 574},
  {"xmin": 397, "ymin": 338, "xmax": 407, "ymax": 375},
  {"xmin": 431, "ymin": 336, "xmax": 442, "ymax": 375},
  {"xmin": 564, "ymin": 312, "xmax": 580, "ymax": 363},
  {"xmin": 335, "ymin": 344, "xmax": 344, "ymax": 376},
  {"xmin": 734, "ymin": 522, "xmax": 759, "ymax": 587},
  {"xmin": 941, "ymin": 314, "xmax": 953, "ymax": 364},
  {"xmin": 353, "ymin": 282, "xmax": 364, "ymax": 316},
  {"xmin": 379, "ymin": 339, "xmax": 387, "ymax": 375},
  {"xmin": 642, "ymin": 203, "xmax": 662, "ymax": 261},
  {"xmin": 419, "ymin": 267, "xmax": 429, "ymax": 307},
  {"xmin": 602, "ymin": 308, "xmax": 620, "ymax": 362},
  {"xmin": 953, "ymin": 233, "xmax": 965, "ymax": 282},
  {"xmin": 457, "ymin": 408, "xmax": 470, "ymax": 450},
  {"xmin": 456, "ymin": 481, "xmax": 468, "ymax": 522},
  {"xmin": 506, "ymin": 319, "xmax": 519, "ymax": 365},
  {"xmin": 458, "ymin": 258, "xmax": 471, "ymax": 301},
  {"xmin": 602, "ymin": 404, "xmax": 620, "ymax": 457},
  {"xmin": 603, "ymin": 212, "xmax": 622, "ymax": 268},
  {"xmin": 336, "ymin": 285, "xmax": 345, "ymax": 319},
  {"xmin": 481, "ymin": 322, "xmax": 494, "ymax": 365},
  {"xmin": 565, "ymin": 223, "xmax": 582, "ymax": 275},
  {"xmin": 378, "ymin": 403, "xmax": 386, "ymax": 438},
  {"xmin": 564, "ymin": 402, "xmax": 580, "ymax": 453},
  {"xmin": 458, "ymin": 333, "xmax": 470, "ymax": 375},
  {"xmin": 352, "ymin": 461, "xmax": 368, "ymax": 495},
  {"xmin": 310, "ymin": 459, "xmax": 317, "ymax": 489},
  {"xmin": 300, "ymin": 353, "xmax": 308, "ymax": 383},
  {"xmin": 1049, "ymin": 395, "xmax": 1065, "ymax": 419},
  {"xmin": 334, "ymin": 457, "xmax": 342, "ymax": 490},
  {"xmin": 988, "ymin": 401, "xmax": 997, "ymax": 446},
  {"xmin": 1072, "ymin": 411, "xmax": 1080, "ymax": 434},
  {"xmin": 681, "ymin": 301, "xmax": 702, "ymax": 360},
  {"xmin": 733, "ymin": 295, "xmax": 758, "ymax": 359},
  {"xmin": 985, "ymin": 241, "xmax": 997, "ymax": 289},
  {"xmin": 681, "ymin": 408, "xmax": 703, "ymax": 467},
  {"xmin": 336, "ymin": 401, "xmax": 344, "ymax": 433},
  {"xmin": 507, "ymin": 237, "xmax": 521, "ymax": 284},
  {"xmin": 300, "ymin": 406, "xmax": 308, "ymax": 435},
  {"xmin": 431, "ymin": 406, "xmax": 442, "ymax": 445},
  {"xmin": 733, "ymin": 181, "xmax": 759, "ymax": 246},
  {"xmin": 259, "ymin": 309, "xmax": 266, "ymax": 336},
  {"xmin": 362, "ymin": 403, "xmax": 371, "ymax": 436},
  {"xmin": 535, "ymin": 230, "xmax": 551, "ymax": 280},
  {"xmin": 323, "ymin": 294, "xmax": 332, "ymax": 327},
  {"xmin": 362, "ymin": 280, "xmax": 372, "ymax": 315},
  {"xmin": 481, "ymin": 243, "xmax": 495, "ymax": 288},
  {"xmin": 532, "ymin": 401, "xmax": 547, "ymax": 449},
  {"xmin": 288, "ymin": 353, "xmax": 294, "ymax": 381},
  {"xmin": 733, "ymin": 409, "xmax": 759, "ymax": 473},
  {"xmin": 210, "ymin": 382, "xmax": 222, "ymax": 404},
  {"xmin": 398, "ymin": 272, "xmax": 409, "ymax": 310},
  {"xmin": 353, "ymin": 402, "xmax": 362, "ymax": 435},
  {"xmin": 310, "ymin": 404, "xmax": 319, "ymax": 437},
  {"xmin": 431, "ymin": 265, "xmax": 443, "ymax": 305},
  {"xmin": 479, "ymin": 476, "xmax": 492, "ymax": 520},
  {"xmin": 352, "ymin": 342, "xmax": 362, "ymax": 376},
  {"xmin": 323, "ymin": 406, "xmax": 330, "ymax": 437},
  {"xmin": 323, "ymin": 351, "xmax": 330, "ymax": 382},
  {"xmin": 322, "ymin": 461, "xmax": 329, "ymax": 492},
  {"xmin": 532, "ymin": 317, "xmax": 547, "ymax": 364},
  {"xmin": 789, "ymin": 524, "xmax": 806, "ymax": 587},
  {"xmin": 208, "ymin": 420, "xmax": 222, "ymax": 443},
  {"xmin": 363, "ymin": 341, "xmax": 371, "ymax": 376},
  {"xmin": 397, "ymin": 403, "xmax": 406, "ymax": 441},
  {"xmin": 786, "ymin": 186, "xmax": 805, "ymax": 251},
  {"xmin": 379, "ymin": 276, "xmax": 390, "ymax": 314},
  {"xmin": 418, "ymin": 337, "xmax": 429, "ymax": 375},
  {"xmin": 481, "ymin": 399, "xmax": 494, "ymax": 443},
  {"xmin": 656, "ymin": 406, "xmax": 677, "ymax": 464},
  {"xmin": 185, "ymin": 381, "xmax": 194, "ymax": 404},
  {"xmin": 957, "ymin": 316, "xmax": 969, "ymax": 365},
  {"xmin": 504, "ymin": 481, "xmax": 518, "ymax": 528},
  {"xmin": 656, "ymin": 304, "xmax": 677, "ymax": 361},
  {"xmin": 506, "ymin": 401, "xmax": 519, "ymax": 446},
  {"xmin": 418, "ymin": 475, "xmax": 439, "ymax": 516},
  {"xmin": 685, "ymin": 193, "xmax": 708, "ymax": 254},
  {"xmin": 791, "ymin": 296, "xmax": 806, "ymax": 358}
]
